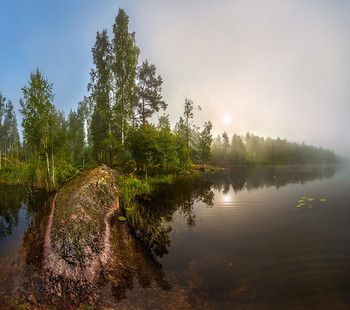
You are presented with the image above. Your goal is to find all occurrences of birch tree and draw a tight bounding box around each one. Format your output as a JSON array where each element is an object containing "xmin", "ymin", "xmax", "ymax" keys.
[{"xmin": 20, "ymin": 68, "xmax": 57, "ymax": 189}]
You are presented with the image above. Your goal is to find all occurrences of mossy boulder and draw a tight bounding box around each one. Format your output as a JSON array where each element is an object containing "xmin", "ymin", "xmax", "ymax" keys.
[{"xmin": 44, "ymin": 165, "xmax": 119, "ymax": 282}]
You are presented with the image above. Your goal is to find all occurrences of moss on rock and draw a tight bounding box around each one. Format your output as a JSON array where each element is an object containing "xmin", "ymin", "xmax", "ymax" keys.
[{"xmin": 44, "ymin": 165, "xmax": 119, "ymax": 282}]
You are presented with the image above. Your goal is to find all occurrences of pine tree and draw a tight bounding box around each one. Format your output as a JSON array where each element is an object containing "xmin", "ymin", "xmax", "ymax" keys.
[
  {"xmin": 222, "ymin": 132, "xmax": 230, "ymax": 161},
  {"xmin": 137, "ymin": 60, "xmax": 167, "ymax": 125},
  {"xmin": 0, "ymin": 93, "xmax": 6, "ymax": 167},
  {"xmin": 182, "ymin": 97, "xmax": 201, "ymax": 151},
  {"xmin": 198, "ymin": 121, "xmax": 213, "ymax": 165},
  {"xmin": 3, "ymin": 100, "xmax": 20, "ymax": 164}
]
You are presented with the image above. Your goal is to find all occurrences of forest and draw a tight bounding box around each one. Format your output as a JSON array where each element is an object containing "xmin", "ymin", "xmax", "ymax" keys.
[
  {"xmin": 0, "ymin": 9, "xmax": 342, "ymax": 190},
  {"xmin": 211, "ymin": 132, "xmax": 340, "ymax": 166}
]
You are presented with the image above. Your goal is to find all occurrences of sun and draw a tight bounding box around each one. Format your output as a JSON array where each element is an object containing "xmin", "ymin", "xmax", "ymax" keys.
[{"xmin": 222, "ymin": 114, "xmax": 232, "ymax": 124}]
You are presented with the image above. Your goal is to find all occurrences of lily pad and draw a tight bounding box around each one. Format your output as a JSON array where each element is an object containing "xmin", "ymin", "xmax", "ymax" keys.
[
  {"xmin": 118, "ymin": 216, "xmax": 127, "ymax": 222},
  {"xmin": 320, "ymin": 199, "xmax": 326, "ymax": 202},
  {"xmin": 298, "ymin": 200, "xmax": 304, "ymax": 203},
  {"xmin": 301, "ymin": 197, "xmax": 307, "ymax": 199},
  {"xmin": 307, "ymin": 198, "xmax": 314, "ymax": 201}
]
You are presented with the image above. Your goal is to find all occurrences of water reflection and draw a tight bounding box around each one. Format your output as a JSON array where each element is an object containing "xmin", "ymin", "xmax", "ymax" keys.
[
  {"xmin": 0, "ymin": 184, "xmax": 25, "ymax": 239},
  {"xmin": 0, "ymin": 166, "xmax": 342, "ymax": 308},
  {"xmin": 209, "ymin": 166, "xmax": 336, "ymax": 193},
  {"xmin": 0, "ymin": 185, "xmax": 48, "ymax": 240},
  {"xmin": 128, "ymin": 167, "xmax": 336, "ymax": 259},
  {"xmin": 129, "ymin": 176, "xmax": 214, "ymax": 257},
  {"xmin": 97, "ymin": 216, "xmax": 171, "ymax": 305},
  {"xmin": 19, "ymin": 198, "xmax": 172, "ymax": 308}
]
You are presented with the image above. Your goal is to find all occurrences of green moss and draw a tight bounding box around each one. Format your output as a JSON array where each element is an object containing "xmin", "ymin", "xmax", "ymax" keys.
[{"xmin": 50, "ymin": 165, "xmax": 118, "ymax": 263}]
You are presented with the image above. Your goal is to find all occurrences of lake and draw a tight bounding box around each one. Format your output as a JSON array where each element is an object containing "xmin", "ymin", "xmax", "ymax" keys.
[{"xmin": 1, "ymin": 166, "xmax": 350, "ymax": 309}]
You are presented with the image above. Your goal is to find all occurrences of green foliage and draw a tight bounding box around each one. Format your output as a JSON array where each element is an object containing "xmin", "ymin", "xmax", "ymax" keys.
[
  {"xmin": 83, "ymin": 10, "xmax": 207, "ymax": 174},
  {"xmin": 211, "ymin": 132, "xmax": 342, "ymax": 166},
  {"xmin": 124, "ymin": 201, "xmax": 172, "ymax": 255},
  {"xmin": 174, "ymin": 132, "xmax": 192, "ymax": 172},
  {"xmin": 20, "ymin": 68, "xmax": 55, "ymax": 152},
  {"xmin": 0, "ymin": 93, "xmax": 20, "ymax": 168},
  {"xmin": 177, "ymin": 97, "xmax": 201, "ymax": 152},
  {"xmin": 126, "ymin": 121, "xmax": 194, "ymax": 176},
  {"xmin": 158, "ymin": 118, "xmax": 180, "ymax": 171},
  {"xmin": 197, "ymin": 121, "xmax": 213, "ymax": 165},
  {"xmin": 67, "ymin": 102, "xmax": 86, "ymax": 163},
  {"xmin": 90, "ymin": 94, "xmax": 112, "ymax": 163},
  {"xmin": 126, "ymin": 124, "xmax": 160, "ymax": 177},
  {"xmin": 55, "ymin": 161, "xmax": 78, "ymax": 185},
  {"xmin": 18, "ymin": 69, "xmax": 69, "ymax": 190},
  {"xmin": 0, "ymin": 161, "xmax": 31, "ymax": 184},
  {"xmin": 89, "ymin": 29, "xmax": 113, "ymax": 163},
  {"xmin": 118, "ymin": 175, "xmax": 150, "ymax": 209},
  {"xmin": 137, "ymin": 60, "xmax": 167, "ymax": 125},
  {"xmin": 112, "ymin": 8, "xmax": 140, "ymax": 143},
  {"xmin": 145, "ymin": 174, "xmax": 176, "ymax": 188},
  {"xmin": 230, "ymin": 134, "xmax": 246, "ymax": 164},
  {"xmin": 5, "ymin": 8, "xmax": 343, "ymax": 192}
]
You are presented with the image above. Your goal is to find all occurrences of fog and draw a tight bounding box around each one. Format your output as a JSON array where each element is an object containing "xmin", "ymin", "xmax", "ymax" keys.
[
  {"xmin": 1, "ymin": 0, "xmax": 350, "ymax": 157},
  {"xmin": 131, "ymin": 0, "xmax": 350, "ymax": 157}
]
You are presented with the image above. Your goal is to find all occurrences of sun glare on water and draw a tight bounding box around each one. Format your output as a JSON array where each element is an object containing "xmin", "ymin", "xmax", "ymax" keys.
[{"xmin": 222, "ymin": 114, "xmax": 232, "ymax": 124}]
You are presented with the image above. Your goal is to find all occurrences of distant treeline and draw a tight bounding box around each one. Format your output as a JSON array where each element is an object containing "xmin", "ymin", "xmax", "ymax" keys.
[{"xmin": 211, "ymin": 132, "xmax": 342, "ymax": 166}]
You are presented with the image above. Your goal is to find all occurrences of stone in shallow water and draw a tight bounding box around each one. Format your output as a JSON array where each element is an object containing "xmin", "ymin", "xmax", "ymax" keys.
[{"xmin": 44, "ymin": 165, "xmax": 119, "ymax": 283}]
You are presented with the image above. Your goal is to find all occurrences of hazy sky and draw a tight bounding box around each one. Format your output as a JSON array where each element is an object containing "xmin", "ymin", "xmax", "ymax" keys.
[{"xmin": 1, "ymin": 0, "xmax": 350, "ymax": 157}]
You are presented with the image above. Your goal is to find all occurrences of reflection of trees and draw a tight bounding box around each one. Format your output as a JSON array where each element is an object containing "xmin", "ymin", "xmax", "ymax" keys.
[
  {"xmin": 19, "ymin": 166, "xmax": 335, "ymax": 307},
  {"xmin": 129, "ymin": 176, "xmax": 214, "ymax": 257},
  {"xmin": 0, "ymin": 184, "xmax": 47, "ymax": 240},
  {"xmin": 208, "ymin": 166, "xmax": 336, "ymax": 193},
  {"xmin": 101, "ymin": 218, "xmax": 171, "ymax": 304},
  {"xmin": 0, "ymin": 184, "xmax": 24, "ymax": 239}
]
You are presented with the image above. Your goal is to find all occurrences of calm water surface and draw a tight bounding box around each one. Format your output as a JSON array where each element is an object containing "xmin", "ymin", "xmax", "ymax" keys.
[{"xmin": 1, "ymin": 166, "xmax": 350, "ymax": 309}]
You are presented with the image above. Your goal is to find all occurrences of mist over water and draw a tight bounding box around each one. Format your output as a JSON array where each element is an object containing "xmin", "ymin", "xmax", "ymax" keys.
[{"xmin": 2, "ymin": 166, "xmax": 350, "ymax": 308}]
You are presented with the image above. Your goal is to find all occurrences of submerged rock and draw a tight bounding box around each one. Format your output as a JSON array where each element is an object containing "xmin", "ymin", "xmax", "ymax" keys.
[{"xmin": 44, "ymin": 165, "xmax": 119, "ymax": 283}]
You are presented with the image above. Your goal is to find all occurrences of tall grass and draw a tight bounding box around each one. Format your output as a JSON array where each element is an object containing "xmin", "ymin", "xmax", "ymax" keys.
[
  {"xmin": 0, "ymin": 162, "xmax": 32, "ymax": 184},
  {"xmin": 117, "ymin": 173, "xmax": 175, "ymax": 253},
  {"xmin": 124, "ymin": 202, "xmax": 171, "ymax": 251},
  {"xmin": 117, "ymin": 175, "xmax": 151, "ymax": 209}
]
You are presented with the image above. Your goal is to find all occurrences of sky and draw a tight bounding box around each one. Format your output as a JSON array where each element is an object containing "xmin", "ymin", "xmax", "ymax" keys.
[{"xmin": 1, "ymin": 0, "xmax": 350, "ymax": 157}]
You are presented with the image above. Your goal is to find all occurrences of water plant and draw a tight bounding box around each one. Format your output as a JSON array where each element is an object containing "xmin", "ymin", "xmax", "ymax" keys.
[{"xmin": 295, "ymin": 196, "xmax": 326, "ymax": 210}]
